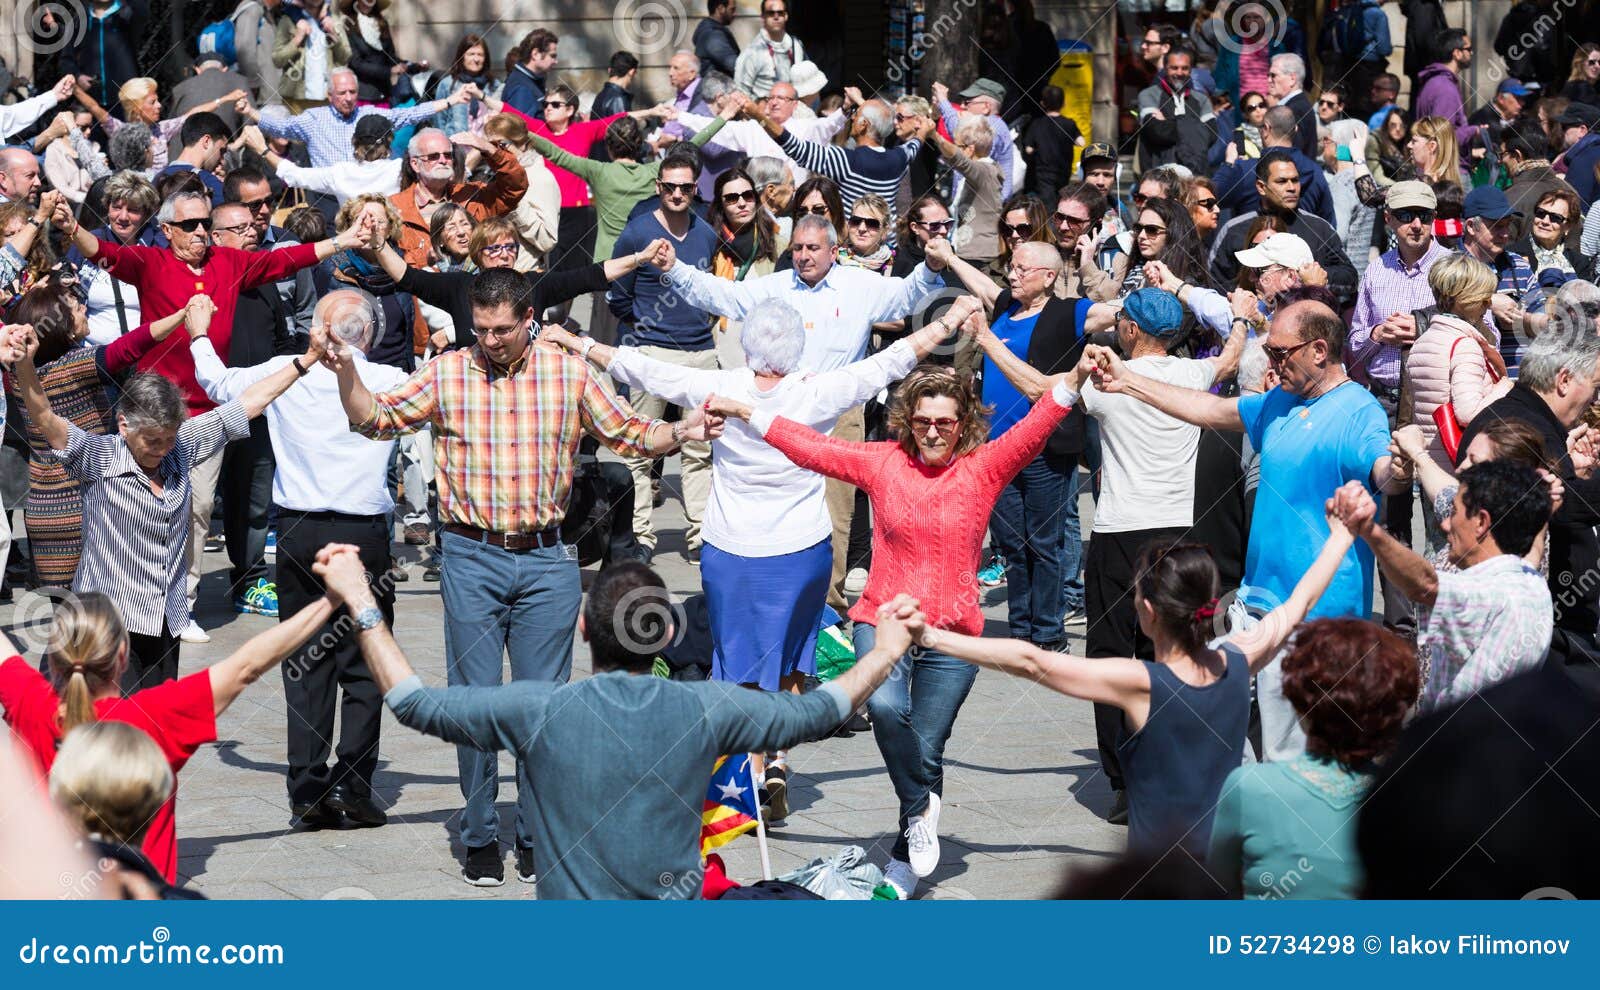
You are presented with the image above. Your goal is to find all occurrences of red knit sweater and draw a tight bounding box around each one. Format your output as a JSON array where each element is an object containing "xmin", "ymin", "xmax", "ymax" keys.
[
  {"xmin": 95, "ymin": 239, "xmax": 320, "ymax": 414},
  {"xmin": 764, "ymin": 387, "xmax": 1074, "ymax": 635}
]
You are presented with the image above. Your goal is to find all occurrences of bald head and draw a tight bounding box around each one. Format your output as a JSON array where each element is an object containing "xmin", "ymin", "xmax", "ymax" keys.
[
  {"xmin": 318, "ymin": 289, "xmax": 379, "ymax": 353},
  {"xmin": 0, "ymin": 148, "xmax": 41, "ymax": 205},
  {"xmin": 765, "ymin": 81, "xmax": 801, "ymax": 124}
]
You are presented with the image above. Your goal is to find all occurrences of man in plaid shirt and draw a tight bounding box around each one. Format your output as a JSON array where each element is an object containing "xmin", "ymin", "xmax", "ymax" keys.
[{"xmin": 331, "ymin": 265, "xmax": 723, "ymax": 887}]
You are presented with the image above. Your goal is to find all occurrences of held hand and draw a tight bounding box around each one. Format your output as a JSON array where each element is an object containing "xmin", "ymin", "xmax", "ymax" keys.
[
  {"xmin": 923, "ymin": 236, "xmax": 953, "ymax": 269},
  {"xmin": 429, "ymin": 329, "xmax": 452, "ymax": 351},
  {"xmin": 702, "ymin": 393, "xmax": 753, "ymax": 422},
  {"xmin": 1392, "ymin": 423, "xmax": 1428, "ymax": 459},
  {"xmin": 450, "ymin": 131, "xmax": 492, "ymax": 153},
  {"xmin": 222, "ymin": 89, "xmax": 249, "ymax": 105},
  {"xmin": 0, "ymin": 324, "xmax": 33, "ymax": 364},
  {"xmin": 1225, "ymin": 141, "xmax": 1239, "ymax": 164},
  {"xmin": 293, "ymin": 20, "xmax": 312, "ymax": 44},
  {"xmin": 306, "ymin": 321, "xmax": 330, "ymax": 366},
  {"xmin": 874, "ymin": 594, "xmax": 921, "ymax": 656},
  {"xmin": 311, "ymin": 545, "xmax": 372, "ymax": 608},
  {"xmin": 1329, "ymin": 480, "xmax": 1378, "ymax": 538},
  {"xmin": 1298, "ymin": 261, "xmax": 1328, "ymax": 287},
  {"xmin": 931, "ymin": 82, "xmax": 949, "ymax": 105},
  {"xmin": 235, "ymin": 97, "xmax": 255, "ymax": 117},
  {"xmin": 33, "ymin": 190, "xmax": 64, "ymax": 227},
  {"xmin": 318, "ymin": 14, "xmax": 338, "ymax": 37},
  {"xmin": 333, "ymin": 212, "xmax": 374, "ymax": 252},
  {"xmin": 184, "ymin": 295, "xmax": 217, "ymax": 338},
  {"xmin": 52, "ymin": 74, "xmax": 76, "ymax": 102},
  {"xmin": 675, "ymin": 403, "xmax": 726, "ymax": 443},
  {"xmin": 539, "ymin": 324, "xmax": 579, "ymax": 350},
  {"xmin": 843, "ymin": 86, "xmax": 865, "ymax": 108},
  {"xmin": 1569, "ymin": 424, "xmax": 1599, "ymax": 480},
  {"xmin": 1228, "ymin": 288, "xmax": 1260, "ymax": 322},
  {"xmin": 1490, "ymin": 292, "xmax": 1519, "ymax": 322},
  {"xmin": 1142, "ymin": 259, "xmax": 1173, "ymax": 290},
  {"xmin": 1085, "ymin": 344, "xmax": 1129, "ymax": 393},
  {"xmin": 647, "ymin": 239, "xmax": 677, "ymax": 272},
  {"xmin": 718, "ymin": 95, "xmax": 742, "ymax": 121},
  {"xmin": 1539, "ymin": 468, "xmax": 1567, "ymax": 514},
  {"xmin": 241, "ymin": 125, "xmax": 268, "ymax": 154},
  {"xmin": 453, "ymin": 83, "xmax": 483, "ymax": 106}
]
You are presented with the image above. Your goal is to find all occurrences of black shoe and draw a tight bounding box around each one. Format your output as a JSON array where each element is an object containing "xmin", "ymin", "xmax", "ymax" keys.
[
  {"xmin": 685, "ymin": 547, "xmax": 701, "ymax": 564},
  {"xmin": 326, "ymin": 785, "xmax": 387, "ymax": 828},
  {"xmin": 423, "ymin": 563, "xmax": 441, "ymax": 582},
  {"xmin": 1107, "ymin": 789, "xmax": 1129, "ymax": 826},
  {"xmin": 514, "ymin": 846, "xmax": 536, "ymax": 884},
  {"xmin": 290, "ymin": 799, "xmax": 344, "ymax": 830},
  {"xmin": 1032, "ymin": 639, "xmax": 1065, "ymax": 653},
  {"xmin": 844, "ymin": 708, "xmax": 871, "ymax": 733},
  {"xmin": 462, "ymin": 843, "xmax": 505, "ymax": 886}
]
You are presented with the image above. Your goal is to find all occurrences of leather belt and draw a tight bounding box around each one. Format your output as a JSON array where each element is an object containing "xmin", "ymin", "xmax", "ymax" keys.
[{"xmin": 444, "ymin": 523, "xmax": 562, "ymax": 550}]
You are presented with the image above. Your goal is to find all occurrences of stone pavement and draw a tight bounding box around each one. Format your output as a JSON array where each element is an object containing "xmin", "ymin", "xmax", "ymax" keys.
[{"xmin": 1, "ymin": 466, "xmax": 1124, "ymax": 900}]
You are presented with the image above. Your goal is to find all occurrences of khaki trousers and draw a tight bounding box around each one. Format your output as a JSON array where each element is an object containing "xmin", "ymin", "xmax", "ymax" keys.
[
  {"xmin": 824, "ymin": 405, "xmax": 865, "ymax": 610},
  {"xmin": 625, "ymin": 346, "xmax": 718, "ymax": 551},
  {"xmin": 185, "ymin": 448, "xmax": 225, "ymax": 612}
]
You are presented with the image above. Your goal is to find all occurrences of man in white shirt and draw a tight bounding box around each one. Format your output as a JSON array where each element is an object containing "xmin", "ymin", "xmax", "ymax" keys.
[
  {"xmin": 1077, "ymin": 287, "xmax": 1247, "ymax": 821},
  {"xmin": 0, "ymin": 74, "xmax": 75, "ymax": 147},
  {"xmin": 735, "ymin": 0, "xmax": 808, "ymax": 98},
  {"xmin": 673, "ymin": 81, "xmax": 848, "ymax": 184},
  {"xmin": 191, "ymin": 289, "xmax": 406, "ymax": 832},
  {"xmin": 243, "ymin": 114, "xmax": 402, "ymax": 203}
]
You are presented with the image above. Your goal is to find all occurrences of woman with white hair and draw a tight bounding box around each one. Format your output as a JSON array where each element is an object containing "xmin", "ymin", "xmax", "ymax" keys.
[
  {"xmin": 542, "ymin": 297, "xmax": 967, "ymax": 818},
  {"xmin": 1324, "ymin": 117, "xmax": 1377, "ymax": 277}
]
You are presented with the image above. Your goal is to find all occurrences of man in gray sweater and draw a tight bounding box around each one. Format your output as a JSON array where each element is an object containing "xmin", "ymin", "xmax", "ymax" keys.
[{"xmin": 311, "ymin": 545, "xmax": 919, "ymax": 897}]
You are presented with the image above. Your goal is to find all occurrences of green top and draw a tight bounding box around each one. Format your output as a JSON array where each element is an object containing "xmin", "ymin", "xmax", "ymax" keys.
[
  {"xmin": 1207, "ymin": 755, "xmax": 1371, "ymax": 900},
  {"xmin": 529, "ymin": 117, "xmax": 729, "ymax": 262}
]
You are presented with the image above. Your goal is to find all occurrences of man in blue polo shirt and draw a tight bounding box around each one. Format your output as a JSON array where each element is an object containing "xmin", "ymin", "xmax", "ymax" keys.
[
  {"xmin": 1088, "ymin": 298, "xmax": 1395, "ymax": 761},
  {"xmin": 610, "ymin": 147, "xmax": 721, "ymax": 563}
]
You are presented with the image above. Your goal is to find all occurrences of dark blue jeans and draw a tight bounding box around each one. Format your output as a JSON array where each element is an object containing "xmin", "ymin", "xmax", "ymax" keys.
[
  {"xmin": 1061, "ymin": 464, "xmax": 1084, "ymax": 612},
  {"xmin": 853, "ymin": 622, "xmax": 978, "ymax": 863},
  {"xmin": 988, "ymin": 454, "xmax": 1072, "ymax": 642},
  {"xmin": 440, "ymin": 532, "xmax": 580, "ymax": 851}
]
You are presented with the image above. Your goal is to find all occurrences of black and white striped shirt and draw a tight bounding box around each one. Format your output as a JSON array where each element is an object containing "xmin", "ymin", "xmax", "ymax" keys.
[
  {"xmin": 776, "ymin": 129, "xmax": 919, "ymax": 232},
  {"xmin": 51, "ymin": 402, "xmax": 250, "ymax": 637}
]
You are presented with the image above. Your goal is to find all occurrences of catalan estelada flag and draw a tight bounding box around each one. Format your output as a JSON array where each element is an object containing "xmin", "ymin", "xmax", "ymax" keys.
[{"xmin": 700, "ymin": 754, "xmax": 760, "ymax": 855}]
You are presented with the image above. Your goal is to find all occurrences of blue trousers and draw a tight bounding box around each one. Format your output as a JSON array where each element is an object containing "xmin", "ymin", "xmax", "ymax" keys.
[
  {"xmin": 440, "ymin": 532, "xmax": 580, "ymax": 850},
  {"xmin": 989, "ymin": 454, "xmax": 1073, "ymax": 641},
  {"xmin": 854, "ymin": 622, "xmax": 978, "ymax": 863}
]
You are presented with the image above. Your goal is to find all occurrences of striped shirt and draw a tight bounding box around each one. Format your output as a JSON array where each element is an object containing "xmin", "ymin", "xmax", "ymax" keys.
[
  {"xmin": 1418, "ymin": 554, "xmax": 1553, "ymax": 714},
  {"xmin": 50, "ymin": 403, "xmax": 251, "ymax": 637},
  {"xmin": 775, "ymin": 129, "xmax": 919, "ymax": 229},
  {"xmin": 354, "ymin": 343, "xmax": 660, "ymax": 533}
]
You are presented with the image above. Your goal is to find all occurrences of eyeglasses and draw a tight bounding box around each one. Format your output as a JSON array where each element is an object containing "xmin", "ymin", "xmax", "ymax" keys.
[
  {"xmin": 1535, "ymin": 208, "xmax": 1571, "ymax": 224},
  {"xmin": 1006, "ymin": 263, "xmax": 1053, "ymax": 279},
  {"xmin": 910, "ymin": 416, "xmax": 960, "ymax": 434},
  {"xmin": 1135, "ymin": 223, "xmax": 1167, "ymax": 237},
  {"xmin": 1263, "ymin": 339, "xmax": 1314, "ymax": 365},
  {"xmin": 1001, "ymin": 221, "xmax": 1034, "ymax": 238},
  {"xmin": 766, "ymin": 94, "xmax": 797, "ymax": 104},
  {"xmin": 164, "ymin": 216, "xmax": 212, "ymax": 233},
  {"xmin": 544, "ymin": 100, "xmax": 570, "ymax": 110},
  {"xmin": 658, "ymin": 181, "xmax": 696, "ymax": 195},
  {"xmin": 1193, "ymin": 197, "xmax": 1219, "ymax": 211},
  {"xmin": 471, "ymin": 324, "xmax": 523, "ymax": 340},
  {"xmin": 912, "ymin": 218, "xmax": 954, "ymax": 232},
  {"xmin": 413, "ymin": 151, "xmax": 453, "ymax": 162},
  {"xmin": 1140, "ymin": 37, "xmax": 1162, "ymax": 47},
  {"xmin": 721, "ymin": 189, "xmax": 758, "ymax": 205},
  {"xmin": 213, "ymin": 221, "xmax": 253, "ymax": 236},
  {"xmin": 1053, "ymin": 211, "xmax": 1091, "ymax": 227},
  {"xmin": 238, "ymin": 197, "xmax": 272, "ymax": 212},
  {"xmin": 481, "ymin": 242, "xmax": 518, "ymax": 256},
  {"xmin": 893, "ymin": 111, "xmax": 916, "ymax": 123},
  {"xmin": 1389, "ymin": 207, "xmax": 1435, "ymax": 226},
  {"xmin": 1588, "ymin": 58, "xmax": 1600, "ymax": 66},
  {"xmin": 799, "ymin": 203, "xmax": 831, "ymax": 216},
  {"xmin": 847, "ymin": 214, "xmax": 882, "ymax": 230}
]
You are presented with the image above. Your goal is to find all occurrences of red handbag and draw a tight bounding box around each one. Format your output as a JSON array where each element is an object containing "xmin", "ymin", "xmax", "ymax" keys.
[{"xmin": 1431, "ymin": 333, "xmax": 1505, "ymax": 462}]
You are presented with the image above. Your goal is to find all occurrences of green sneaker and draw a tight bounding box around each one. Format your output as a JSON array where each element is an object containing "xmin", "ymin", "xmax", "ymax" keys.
[{"xmin": 236, "ymin": 578, "xmax": 279, "ymax": 617}]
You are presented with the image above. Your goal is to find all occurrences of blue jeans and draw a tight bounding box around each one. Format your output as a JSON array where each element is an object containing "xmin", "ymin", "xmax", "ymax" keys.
[
  {"xmin": 988, "ymin": 454, "xmax": 1071, "ymax": 641},
  {"xmin": 1061, "ymin": 465, "xmax": 1084, "ymax": 611},
  {"xmin": 440, "ymin": 532, "xmax": 580, "ymax": 850},
  {"xmin": 853, "ymin": 622, "xmax": 978, "ymax": 863}
]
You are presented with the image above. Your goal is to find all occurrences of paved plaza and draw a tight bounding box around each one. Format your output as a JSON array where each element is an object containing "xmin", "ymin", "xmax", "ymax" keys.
[{"xmin": 2, "ymin": 467, "xmax": 1124, "ymax": 900}]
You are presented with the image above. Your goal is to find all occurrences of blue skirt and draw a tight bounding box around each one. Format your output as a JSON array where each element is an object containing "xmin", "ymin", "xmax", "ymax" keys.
[{"xmin": 701, "ymin": 538, "xmax": 832, "ymax": 691}]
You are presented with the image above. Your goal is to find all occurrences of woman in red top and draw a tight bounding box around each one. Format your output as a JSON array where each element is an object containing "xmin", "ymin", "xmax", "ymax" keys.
[
  {"xmin": 0, "ymin": 588, "xmax": 338, "ymax": 882},
  {"xmin": 709, "ymin": 357, "xmax": 1088, "ymax": 898}
]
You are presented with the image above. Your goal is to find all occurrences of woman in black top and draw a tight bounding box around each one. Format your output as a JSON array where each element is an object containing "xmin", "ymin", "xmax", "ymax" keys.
[{"xmin": 340, "ymin": 0, "xmax": 409, "ymax": 104}]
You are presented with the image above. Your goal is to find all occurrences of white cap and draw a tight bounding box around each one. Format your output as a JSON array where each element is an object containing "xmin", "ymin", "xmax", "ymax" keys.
[
  {"xmin": 1234, "ymin": 232, "xmax": 1314, "ymax": 270},
  {"xmin": 788, "ymin": 61, "xmax": 828, "ymax": 98}
]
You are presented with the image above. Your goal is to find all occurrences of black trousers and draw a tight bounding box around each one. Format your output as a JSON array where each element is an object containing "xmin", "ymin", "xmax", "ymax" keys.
[
  {"xmin": 1084, "ymin": 526, "xmax": 1186, "ymax": 791},
  {"xmin": 123, "ymin": 624, "xmax": 179, "ymax": 693},
  {"xmin": 277, "ymin": 511, "xmax": 393, "ymax": 805},
  {"xmin": 222, "ymin": 428, "xmax": 275, "ymax": 597},
  {"xmin": 546, "ymin": 205, "xmax": 598, "ymax": 324}
]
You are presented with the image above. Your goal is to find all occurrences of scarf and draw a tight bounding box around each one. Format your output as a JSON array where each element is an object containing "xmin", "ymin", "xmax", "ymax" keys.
[
  {"xmin": 451, "ymin": 70, "xmax": 492, "ymax": 118},
  {"xmin": 333, "ymin": 249, "xmax": 397, "ymax": 294},
  {"xmin": 837, "ymin": 244, "xmax": 894, "ymax": 273},
  {"xmin": 711, "ymin": 223, "xmax": 760, "ymax": 330}
]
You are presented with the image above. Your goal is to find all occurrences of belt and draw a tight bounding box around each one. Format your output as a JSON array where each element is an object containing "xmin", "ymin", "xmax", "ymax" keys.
[
  {"xmin": 444, "ymin": 522, "xmax": 562, "ymax": 550},
  {"xmin": 277, "ymin": 508, "xmax": 386, "ymax": 523}
]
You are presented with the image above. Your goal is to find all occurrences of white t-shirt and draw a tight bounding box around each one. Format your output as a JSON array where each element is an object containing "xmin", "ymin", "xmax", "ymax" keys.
[{"xmin": 1081, "ymin": 354, "xmax": 1217, "ymax": 534}]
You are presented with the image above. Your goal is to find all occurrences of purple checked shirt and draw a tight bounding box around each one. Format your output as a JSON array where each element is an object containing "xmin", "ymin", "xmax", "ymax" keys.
[{"xmin": 1348, "ymin": 241, "xmax": 1449, "ymax": 389}]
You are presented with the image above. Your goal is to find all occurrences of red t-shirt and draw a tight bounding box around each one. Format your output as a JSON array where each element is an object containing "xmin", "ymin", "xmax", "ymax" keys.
[{"xmin": 0, "ymin": 656, "xmax": 216, "ymax": 882}]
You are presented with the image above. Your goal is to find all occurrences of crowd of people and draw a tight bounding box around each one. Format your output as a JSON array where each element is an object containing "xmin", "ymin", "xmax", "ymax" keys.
[{"xmin": 0, "ymin": 0, "xmax": 1596, "ymax": 902}]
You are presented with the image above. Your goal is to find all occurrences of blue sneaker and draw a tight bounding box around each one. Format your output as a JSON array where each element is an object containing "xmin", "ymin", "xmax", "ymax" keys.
[
  {"xmin": 977, "ymin": 559, "xmax": 1006, "ymax": 587},
  {"xmin": 236, "ymin": 578, "xmax": 280, "ymax": 617},
  {"xmin": 265, "ymin": 529, "xmax": 278, "ymax": 559}
]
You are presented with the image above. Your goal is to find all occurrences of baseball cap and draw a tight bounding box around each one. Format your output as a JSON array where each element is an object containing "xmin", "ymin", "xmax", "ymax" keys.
[
  {"xmin": 1386, "ymin": 180, "xmax": 1437, "ymax": 211},
  {"xmin": 1558, "ymin": 102, "xmax": 1600, "ymax": 128},
  {"xmin": 957, "ymin": 78, "xmax": 1007, "ymax": 105},
  {"xmin": 1462, "ymin": 185, "xmax": 1521, "ymax": 221},
  {"xmin": 1080, "ymin": 142, "xmax": 1116, "ymax": 168},
  {"xmin": 354, "ymin": 114, "xmax": 395, "ymax": 146},
  {"xmin": 1234, "ymin": 232, "xmax": 1314, "ymax": 271},
  {"xmin": 1122, "ymin": 288, "xmax": 1185, "ymax": 338},
  {"xmin": 1497, "ymin": 78, "xmax": 1532, "ymax": 98}
]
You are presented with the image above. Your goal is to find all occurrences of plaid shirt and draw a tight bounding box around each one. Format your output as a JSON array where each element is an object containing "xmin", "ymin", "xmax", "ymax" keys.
[
  {"xmin": 256, "ymin": 103, "xmax": 441, "ymax": 168},
  {"xmin": 1418, "ymin": 554, "xmax": 1553, "ymax": 714},
  {"xmin": 354, "ymin": 343, "xmax": 659, "ymax": 533}
]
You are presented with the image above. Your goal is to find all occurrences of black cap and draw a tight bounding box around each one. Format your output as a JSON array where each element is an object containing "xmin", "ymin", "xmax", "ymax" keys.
[
  {"xmin": 353, "ymin": 114, "xmax": 394, "ymax": 147},
  {"xmin": 1558, "ymin": 102, "xmax": 1600, "ymax": 129}
]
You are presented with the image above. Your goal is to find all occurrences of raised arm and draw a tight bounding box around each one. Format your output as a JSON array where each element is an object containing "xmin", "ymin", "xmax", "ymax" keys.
[
  {"xmin": 527, "ymin": 132, "xmax": 604, "ymax": 182},
  {"xmin": 1087, "ymin": 343, "xmax": 1245, "ymax": 431},
  {"xmin": 1226, "ymin": 503, "xmax": 1359, "ymax": 672},
  {"xmin": 655, "ymin": 242, "xmax": 764, "ymax": 318},
  {"xmin": 923, "ymin": 235, "xmax": 1000, "ymax": 310},
  {"xmin": 206, "ymin": 593, "xmax": 338, "ymax": 716},
  {"xmin": 1328, "ymin": 478, "xmax": 1438, "ymax": 607}
]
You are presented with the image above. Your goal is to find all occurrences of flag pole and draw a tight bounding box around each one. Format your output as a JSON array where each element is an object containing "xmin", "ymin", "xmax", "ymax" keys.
[{"xmin": 751, "ymin": 754, "xmax": 773, "ymax": 880}]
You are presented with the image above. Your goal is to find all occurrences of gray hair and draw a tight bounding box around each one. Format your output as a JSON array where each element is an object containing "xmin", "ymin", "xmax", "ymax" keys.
[
  {"xmin": 1271, "ymin": 53, "xmax": 1306, "ymax": 87},
  {"xmin": 1237, "ymin": 337, "xmax": 1270, "ymax": 393},
  {"xmin": 740, "ymin": 299, "xmax": 806, "ymax": 375},
  {"xmin": 1518, "ymin": 327, "xmax": 1600, "ymax": 392},
  {"xmin": 746, "ymin": 156, "xmax": 789, "ymax": 191},
  {"xmin": 108, "ymin": 124, "xmax": 153, "ymax": 172},
  {"xmin": 858, "ymin": 102, "xmax": 893, "ymax": 143},
  {"xmin": 672, "ymin": 50, "xmax": 701, "ymax": 72},
  {"xmin": 116, "ymin": 373, "xmax": 187, "ymax": 432},
  {"xmin": 101, "ymin": 170, "xmax": 158, "ymax": 217},
  {"xmin": 1262, "ymin": 105, "xmax": 1296, "ymax": 143},
  {"xmin": 793, "ymin": 212, "xmax": 837, "ymax": 247},
  {"xmin": 896, "ymin": 95, "xmax": 932, "ymax": 117},
  {"xmin": 155, "ymin": 190, "xmax": 212, "ymax": 225},
  {"xmin": 698, "ymin": 71, "xmax": 733, "ymax": 105},
  {"xmin": 331, "ymin": 68, "xmax": 358, "ymax": 87},
  {"xmin": 318, "ymin": 289, "xmax": 381, "ymax": 354},
  {"xmin": 407, "ymin": 127, "xmax": 448, "ymax": 157}
]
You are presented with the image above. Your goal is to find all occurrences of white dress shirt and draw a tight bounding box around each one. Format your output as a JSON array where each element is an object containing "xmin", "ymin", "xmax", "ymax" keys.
[
  {"xmin": 672, "ymin": 110, "xmax": 848, "ymax": 183},
  {"xmin": 0, "ymin": 90, "xmax": 61, "ymax": 142},
  {"xmin": 661, "ymin": 261, "xmax": 945, "ymax": 372},
  {"xmin": 274, "ymin": 157, "xmax": 403, "ymax": 203},
  {"xmin": 609, "ymin": 339, "xmax": 918, "ymax": 556},
  {"xmin": 190, "ymin": 338, "xmax": 408, "ymax": 514}
]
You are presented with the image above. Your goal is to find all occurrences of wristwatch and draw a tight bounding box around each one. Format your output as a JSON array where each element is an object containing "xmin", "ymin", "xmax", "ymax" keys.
[{"xmin": 353, "ymin": 605, "xmax": 384, "ymax": 631}]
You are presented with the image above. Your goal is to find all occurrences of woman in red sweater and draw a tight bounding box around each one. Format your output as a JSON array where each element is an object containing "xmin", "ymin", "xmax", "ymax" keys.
[{"xmin": 710, "ymin": 358, "xmax": 1087, "ymax": 898}]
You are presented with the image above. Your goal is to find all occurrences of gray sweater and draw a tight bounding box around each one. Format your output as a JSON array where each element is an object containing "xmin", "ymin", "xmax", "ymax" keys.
[{"xmin": 387, "ymin": 671, "xmax": 850, "ymax": 898}]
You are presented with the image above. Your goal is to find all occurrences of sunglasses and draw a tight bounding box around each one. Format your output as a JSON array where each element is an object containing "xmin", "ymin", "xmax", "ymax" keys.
[
  {"xmin": 1193, "ymin": 198, "xmax": 1219, "ymax": 210},
  {"xmin": 847, "ymin": 214, "xmax": 883, "ymax": 230},
  {"xmin": 799, "ymin": 204, "xmax": 831, "ymax": 216},
  {"xmin": 414, "ymin": 151, "xmax": 453, "ymax": 162},
  {"xmin": 1135, "ymin": 223, "xmax": 1167, "ymax": 237},
  {"xmin": 913, "ymin": 218, "xmax": 954, "ymax": 232},
  {"xmin": 1131, "ymin": 191, "xmax": 1149, "ymax": 206},
  {"xmin": 910, "ymin": 416, "xmax": 960, "ymax": 433},
  {"xmin": 1318, "ymin": 99, "xmax": 1340, "ymax": 108},
  {"xmin": 238, "ymin": 197, "xmax": 272, "ymax": 211},
  {"xmin": 1588, "ymin": 58, "xmax": 1600, "ymax": 66},
  {"xmin": 1053, "ymin": 211, "xmax": 1091, "ymax": 226},
  {"xmin": 1244, "ymin": 102, "xmax": 1266, "ymax": 111},
  {"xmin": 721, "ymin": 189, "xmax": 758, "ymax": 205},
  {"xmin": 1263, "ymin": 340, "xmax": 1313, "ymax": 365},
  {"xmin": 1001, "ymin": 222, "xmax": 1034, "ymax": 238},
  {"xmin": 544, "ymin": 100, "xmax": 570, "ymax": 110},
  {"xmin": 762, "ymin": 8, "xmax": 788, "ymax": 17},
  {"xmin": 1390, "ymin": 207, "xmax": 1435, "ymax": 226},
  {"xmin": 165, "ymin": 216, "xmax": 212, "ymax": 233},
  {"xmin": 1535, "ymin": 208, "xmax": 1571, "ymax": 224},
  {"xmin": 658, "ymin": 181, "xmax": 695, "ymax": 195}
]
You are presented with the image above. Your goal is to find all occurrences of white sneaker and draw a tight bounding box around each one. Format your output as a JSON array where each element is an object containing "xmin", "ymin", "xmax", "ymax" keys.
[
  {"xmin": 906, "ymin": 792, "xmax": 941, "ymax": 878},
  {"xmin": 844, "ymin": 567, "xmax": 869, "ymax": 595},
  {"xmin": 882, "ymin": 858, "xmax": 918, "ymax": 900},
  {"xmin": 179, "ymin": 619, "xmax": 210, "ymax": 644}
]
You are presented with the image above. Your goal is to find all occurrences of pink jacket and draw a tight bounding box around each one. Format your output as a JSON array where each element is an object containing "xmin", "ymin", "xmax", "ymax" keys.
[{"xmin": 1406, "ymin": 313, "xmax": 1508, "ymax": 470}]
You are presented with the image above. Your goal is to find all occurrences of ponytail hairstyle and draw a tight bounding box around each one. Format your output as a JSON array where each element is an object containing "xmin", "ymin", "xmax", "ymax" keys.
[
  {"xmin": 47, "ymin": 593, "xmax": 129, "ymax": 734},
  {"xmin": 1131, "ymin": 540, "xmax": 1221, "ymax": 652}
]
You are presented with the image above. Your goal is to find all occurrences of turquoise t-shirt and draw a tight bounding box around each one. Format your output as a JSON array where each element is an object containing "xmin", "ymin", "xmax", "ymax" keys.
[
  {"xmin": 982, "ymin": 305, "xmax": 1043, "ymax": 435},
  {"xmin": 1236, "ymin": 380, "xmax": 1390, "ymax": 618}
]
